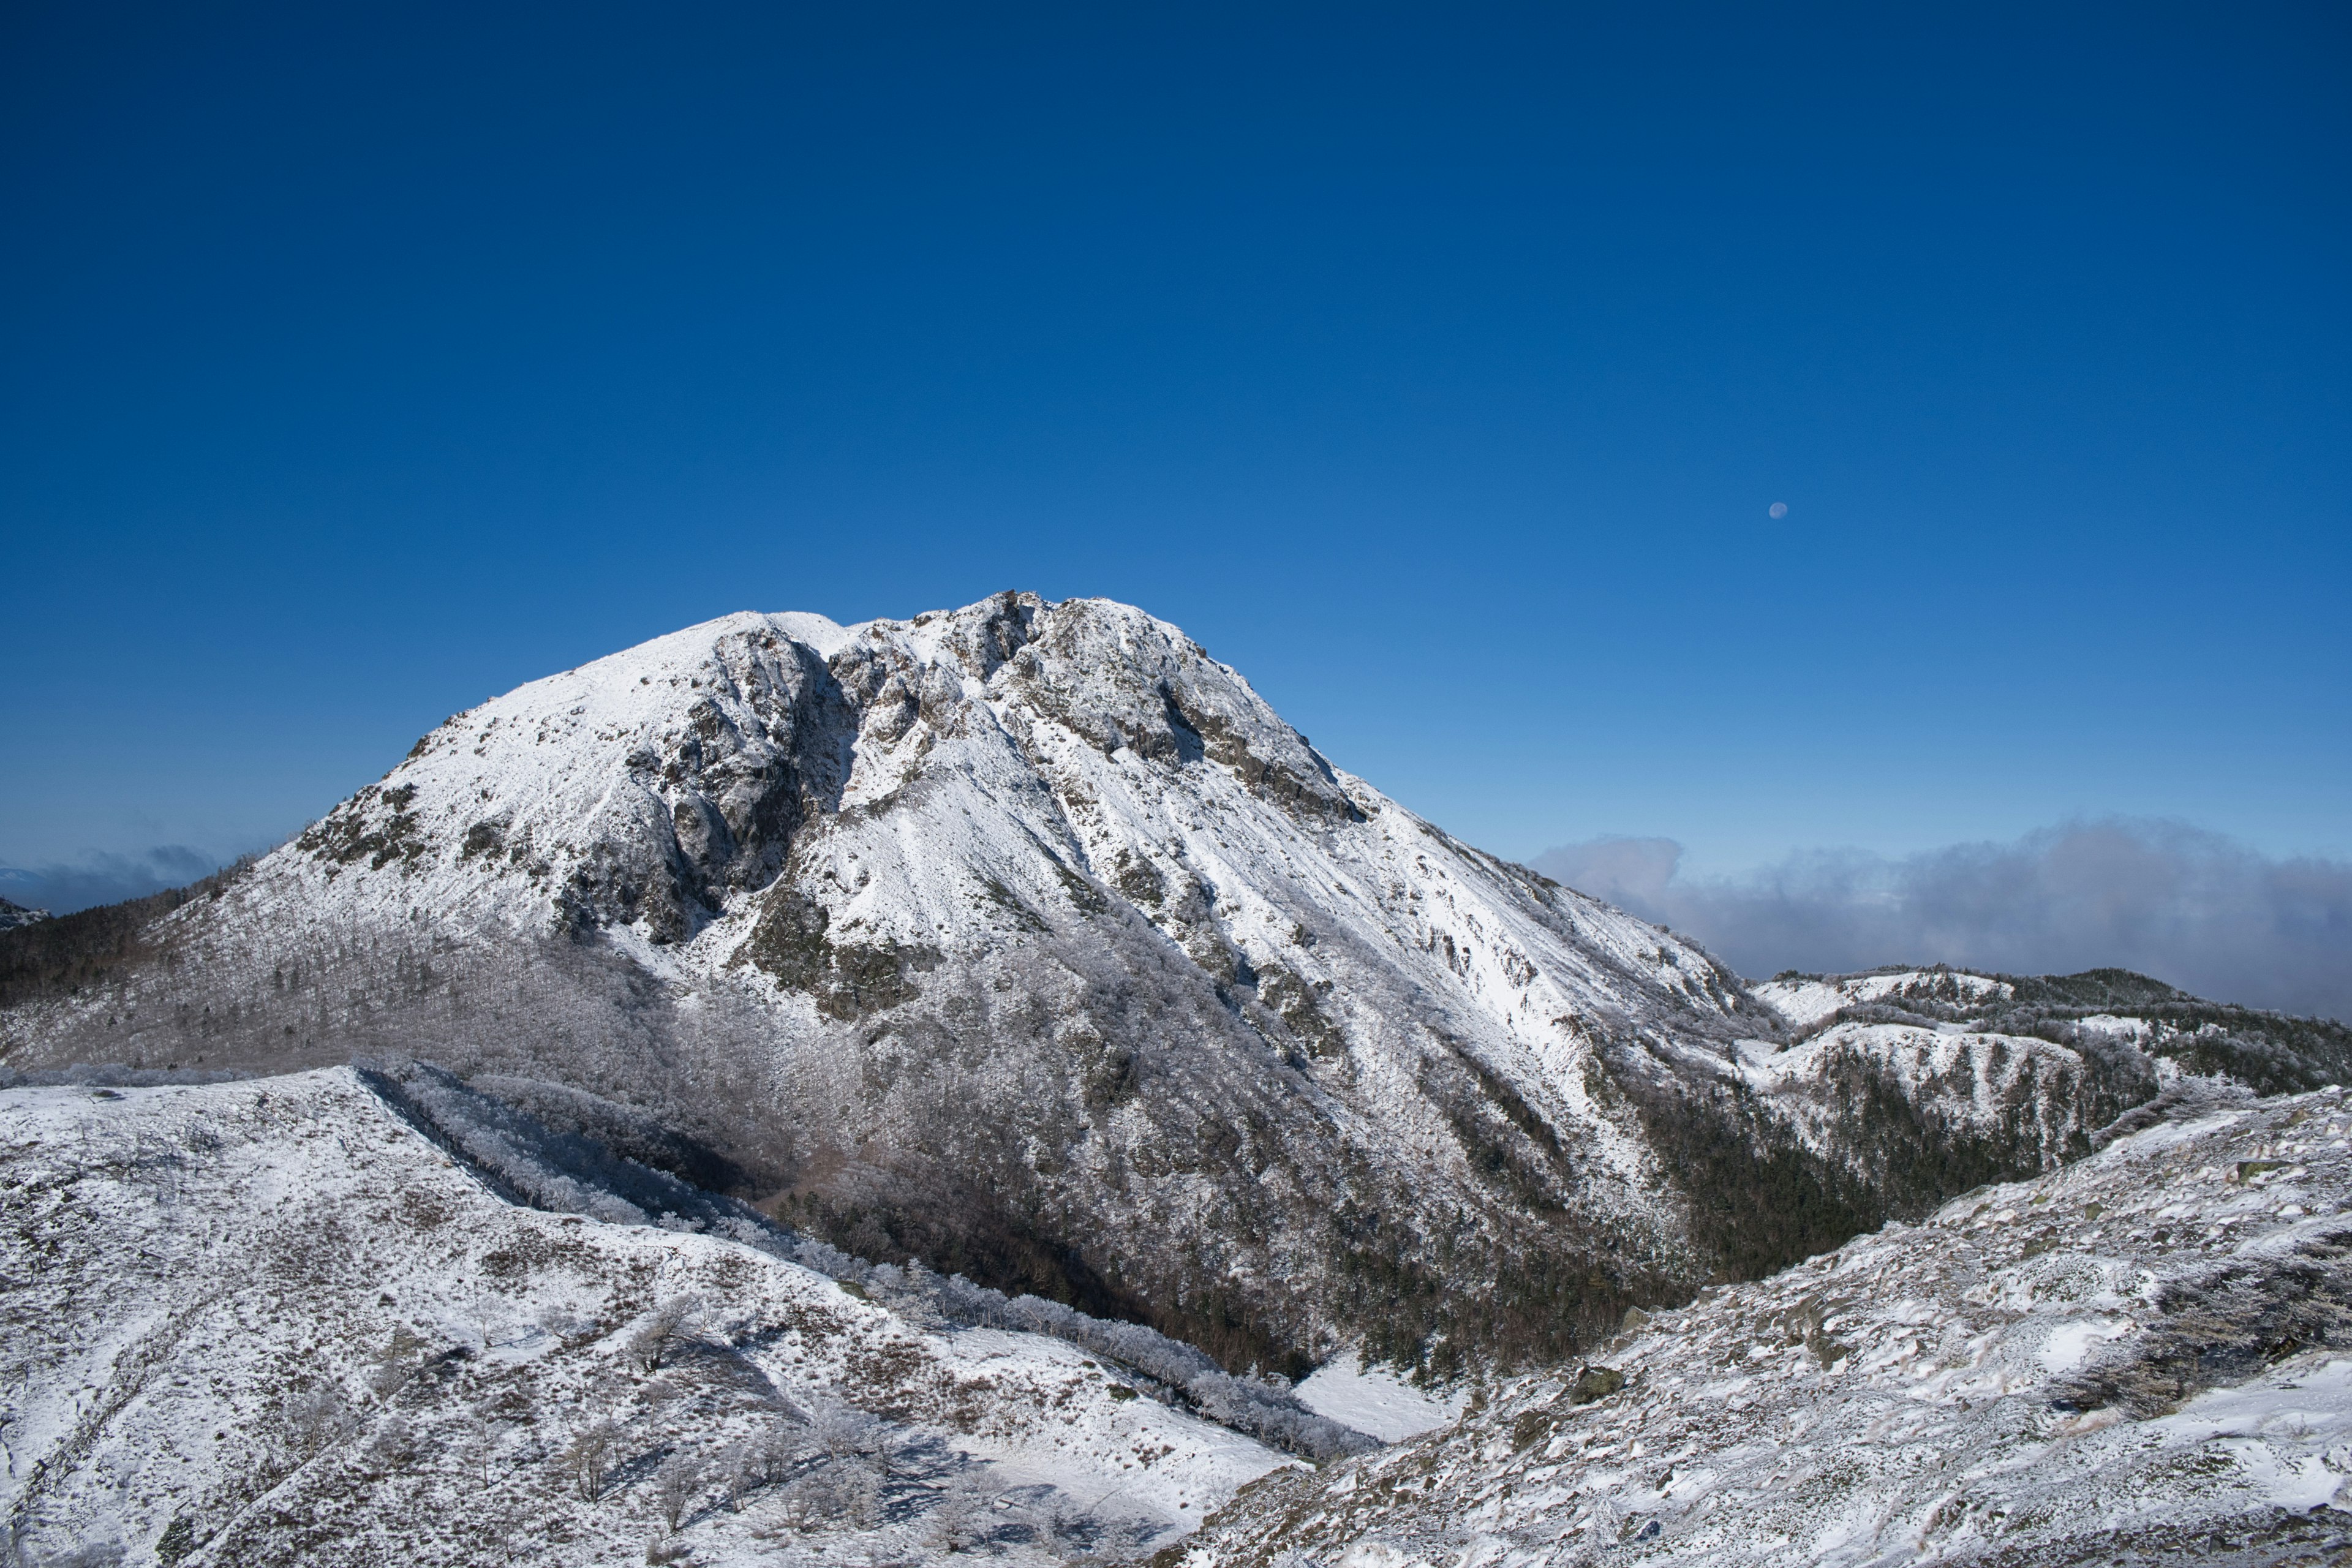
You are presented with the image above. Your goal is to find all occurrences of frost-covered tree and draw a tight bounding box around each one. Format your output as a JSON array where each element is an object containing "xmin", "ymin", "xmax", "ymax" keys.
[
  {"xmin": 753, "ymin": 1419, "xmax": 810, "ymax": 1486},
  {"xmin": 624, "ymin": 1297, "xmax": 703, "ymax": 1374},
  {"xmin": 564, "ymin": 1420, "xmax": 622, "ymax": 1501},
  {"xmin": 809, "ymin": 1398, "xmax": 883, "ymax": 1464},
  {"xmin": 278, "ymin": 1386, "xmax": 352, "ymax": 1462},
  {"xmin": 923, "ymin": 1472, "xmax": 996, "ymax": 1552},
  {"xmin": 782, "ymin": 1457, "xmax": 881, "ymax": 1531},
  {"xmin": 650, "ymin": 1452, "xmax": 703, "ymax": 1533}
]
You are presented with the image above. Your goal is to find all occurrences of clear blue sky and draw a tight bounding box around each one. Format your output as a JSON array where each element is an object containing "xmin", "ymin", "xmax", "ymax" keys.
[{"xmin": 4, "ymin": 2, "xmax": 2346, "ymax": 892}]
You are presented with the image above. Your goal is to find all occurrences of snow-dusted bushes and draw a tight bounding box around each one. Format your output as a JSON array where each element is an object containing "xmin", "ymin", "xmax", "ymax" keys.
[
  {"xmin": 854, "ymin": 1261, "xmax": 1375, "ymax": 1460},
  {"xmin": 348, "ymin": 1056, "xmax": 1376, "ymax": 1457}
]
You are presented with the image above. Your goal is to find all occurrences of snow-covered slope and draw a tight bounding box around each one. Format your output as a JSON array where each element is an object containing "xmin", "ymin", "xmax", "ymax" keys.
[
  {"xmin": 0, "ymin": 897, "xmax": 48, "ymax": 933},
  {"xmin": 1751, "ymin": 966, "xmax": 2352, "ymax": 1099},
  {"xmin": 1750, "ymin": 971, "xmax": 2016, "ymax": 1034},
  {"xmin": 1181, "ymin": 1085, "xmax": 2352, "ymax": 1566},
  {"xmin": 0, "ymin": 1067, "xmax": 1296, "ymax": 1566},
  {"xmin": 0, "ymin": 595, "xmax": 1785, "ymax": 1374}
]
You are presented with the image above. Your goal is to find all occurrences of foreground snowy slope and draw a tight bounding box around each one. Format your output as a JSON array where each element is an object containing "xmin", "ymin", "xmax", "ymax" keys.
[
  {"xmin": 0, "ymin": 1068, "xmax": 1297, "ymax": 1566},
  {"xmin": 1182, "ymin": 1086, "xmax": 2352, "ymax": 1566}
]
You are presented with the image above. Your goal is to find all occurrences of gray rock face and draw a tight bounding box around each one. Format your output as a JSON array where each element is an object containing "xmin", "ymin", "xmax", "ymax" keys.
[{"xmin": 1, "ymin": 594, "xmax": 2339, "ymax": 1377}]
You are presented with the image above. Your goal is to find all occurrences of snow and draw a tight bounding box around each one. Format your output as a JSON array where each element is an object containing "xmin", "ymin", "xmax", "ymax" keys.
[
  {"xmin": 2037, "ymin": 1316, "xmax": 2133, "ymax": 1374},
  {"xmin": 1750, "ymin": 970, "xmax": 2015, "ymax": 1032},
  {"xmin": 1185, "ymin": 1087, "xmax": 2352, "ymax": 1566},
  {"xmin": 1292, "ymin": 1351, "xmax": 1466, "ymax": 1443},
  {"xmin": 4, "ymin": 592, "xmax": 1784, "ymax": 1367},
  {"xmin": 1733, "ymin": 1020, "xmax": 2095, "ymax": 1166},
  {"xmin": 0, "ymin": 1068, "xmax": 1295, "ymax": 1565},
  {"xmin": 2074, "ymin": 1012, "xmax": 2154, "ymax": 1044},
  {"xmin": 8, "ymin": 590, "xmax": 2344, "ymax": 1568}
]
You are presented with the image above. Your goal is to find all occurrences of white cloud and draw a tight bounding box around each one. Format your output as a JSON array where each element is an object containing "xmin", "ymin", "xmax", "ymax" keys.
[{"xmin": 1532, "ymin": 819, "xmax": 2352, "ymax": 1023}]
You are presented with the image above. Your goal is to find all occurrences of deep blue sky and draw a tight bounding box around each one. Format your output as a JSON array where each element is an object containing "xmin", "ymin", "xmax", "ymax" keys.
[{"xmin": 4, "ymin": 2, "xmax": 2346, "ymax": 898}]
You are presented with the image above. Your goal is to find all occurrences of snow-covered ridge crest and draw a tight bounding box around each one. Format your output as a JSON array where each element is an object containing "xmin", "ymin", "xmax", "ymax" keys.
[{"xmin": 271, "ymin": 595, "xmax": 1376, "ymax": 946}]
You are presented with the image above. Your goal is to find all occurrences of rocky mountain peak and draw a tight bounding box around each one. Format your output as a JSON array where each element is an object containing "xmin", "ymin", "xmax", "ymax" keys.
[{"xmin": 9, "ymin": 594, "xmax": 2346, "ymax": 1387}]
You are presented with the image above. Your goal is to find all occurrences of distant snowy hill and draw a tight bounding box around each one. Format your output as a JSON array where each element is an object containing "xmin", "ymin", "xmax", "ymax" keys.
[
  {"xmin": 0, "ymin": 897, "xmax": 48, "ymax": 932},
  {"xmin": 1183, "ymin": 1085, "xmax": 2352, "ymax": 1566},
  {"xmin": 2, "ymin": 595, "xmax": 2346, "ymax": 1383}
]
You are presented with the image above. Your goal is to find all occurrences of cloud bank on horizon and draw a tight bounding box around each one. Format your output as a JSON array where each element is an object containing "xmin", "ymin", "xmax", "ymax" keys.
[
  {"xmin": 0, "ymin": 846, "xmax": 228, "ymax": 917},
  {"xmin": 10, "ymin": 821, "xmax": 2345, "ymax": 1027},
  {"xmin": 1532, "ymin": 820, "xmax": 2352, "ymax": 1025}
]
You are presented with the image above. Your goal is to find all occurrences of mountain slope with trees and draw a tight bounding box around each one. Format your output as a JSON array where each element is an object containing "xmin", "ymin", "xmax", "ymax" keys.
[{"xmin": 3, "ymin": 595, "xmax": 2343, "ymax": 1383}]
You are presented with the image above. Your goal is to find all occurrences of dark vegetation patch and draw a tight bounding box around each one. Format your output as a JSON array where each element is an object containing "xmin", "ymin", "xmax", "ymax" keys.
[
  {"xmin": 468, "ymin": 1074, "xmax": 751, "ymax": 1195},
  {"xmin": 1109, "ymin": 851, "xmax": 1165, "ymax": 909},
  {"xmin": 1253, "ymin": 965, "xmax": 1345, "ymax": 1058},
  {"xmin": 1417, "ymin": 1048, "xmax": 1569, "ymax": 1216},
  {"xmin": 1161, "ymin": 688, "xmax": 1365, "ymax": 825},
  {"xmin": 1619, "ymin": 1030, "xmax": 2135, "ymax": 1290},
  {"xmin": 976, "ymin": 876, "xmax": 1049, "ymax": 933},
  {"xmin": 1329, "ymin": 1196, "xmax": 1673, "ymax": 1378},
  {"xmin": 297, "ymin": 784, "xmax": 428, "ymax": 873},
  {"xmin": 2056, "ymin": 1232, "xmax": 2352, "ymax": 1417},
  {"xmin": 1809, "ymin": 1052, "xmax": 2081, "ymax": 1212},
  {"xmin": 1617, "ymin": 1070, "xmax": 1882, "ymax": 1286},
  {"xmin": 737, "ymin": 888, "xmax": 938, "ymax": 1020},
  {"xmin": 0, "ymin": 859, "xmax": 251, "ymax": 1009},
  {"xmin": 1045, "ymin": 856, "xmax": 1110, "ymax": 916},
  {"xmin": 777, "ymin": 1167, "xmax": 1317, "ymax": 1382}
]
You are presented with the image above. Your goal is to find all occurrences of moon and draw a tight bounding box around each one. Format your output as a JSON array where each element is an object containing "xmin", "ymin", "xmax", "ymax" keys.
[{"xmin": 1768, "ymin": 501, "xmax": 1789, "ymax": 519}]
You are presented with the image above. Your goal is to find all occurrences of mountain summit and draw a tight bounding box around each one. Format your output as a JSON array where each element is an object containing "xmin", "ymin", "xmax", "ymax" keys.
[{"xmin": 4, "ymin": 593, "xmax": 2343, "ymax": 1376}]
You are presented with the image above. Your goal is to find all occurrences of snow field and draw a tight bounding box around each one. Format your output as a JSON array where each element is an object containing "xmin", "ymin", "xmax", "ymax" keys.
[
  {"xmin": 0, "ymin": 1069, "xmax": 1292, "ymax": 1566},
  {"xmin": 1183, "ymin": 1088, "xmax": 2352, "ymax": 1566}
]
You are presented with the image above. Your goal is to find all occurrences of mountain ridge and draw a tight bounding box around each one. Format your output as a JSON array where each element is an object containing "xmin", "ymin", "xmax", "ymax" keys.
[{"xmin": 2, "ymin": 592, "xmax": 2345, "ymax": 1385}]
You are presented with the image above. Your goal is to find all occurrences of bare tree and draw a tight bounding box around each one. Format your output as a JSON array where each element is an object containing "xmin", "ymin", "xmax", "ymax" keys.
[
  {"xmin": 925, "ymin": 1472, "xmax": 995, "ymax": 1552},
  {"xmin": 624, "ymin": 1297, "xmax": 704, "ymax": 1375},
  {"xmin": 651, "ymin": 1452, "xmax": 703, "ymax": 1533},
  {"xmin": 279, "ymin": 1386, "xmax": 352, "ymax": 1461},
  {"xmin": 564, "ymin": 1420, "xmax": 622, "ymax": 1501}
]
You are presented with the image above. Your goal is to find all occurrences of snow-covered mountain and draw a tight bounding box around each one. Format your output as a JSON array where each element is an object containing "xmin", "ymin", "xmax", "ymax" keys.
[
  {"xmin": 1180, "ymin": 1084, "xmax": 2352, "ymax": 1566},
  {"xmin": 0, "ymin": 897, "xmax": 48, "ymax": 933},
  {"xmin": 2, "ymin": 595, "xmax": 2345, "ymax": 1382}
]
